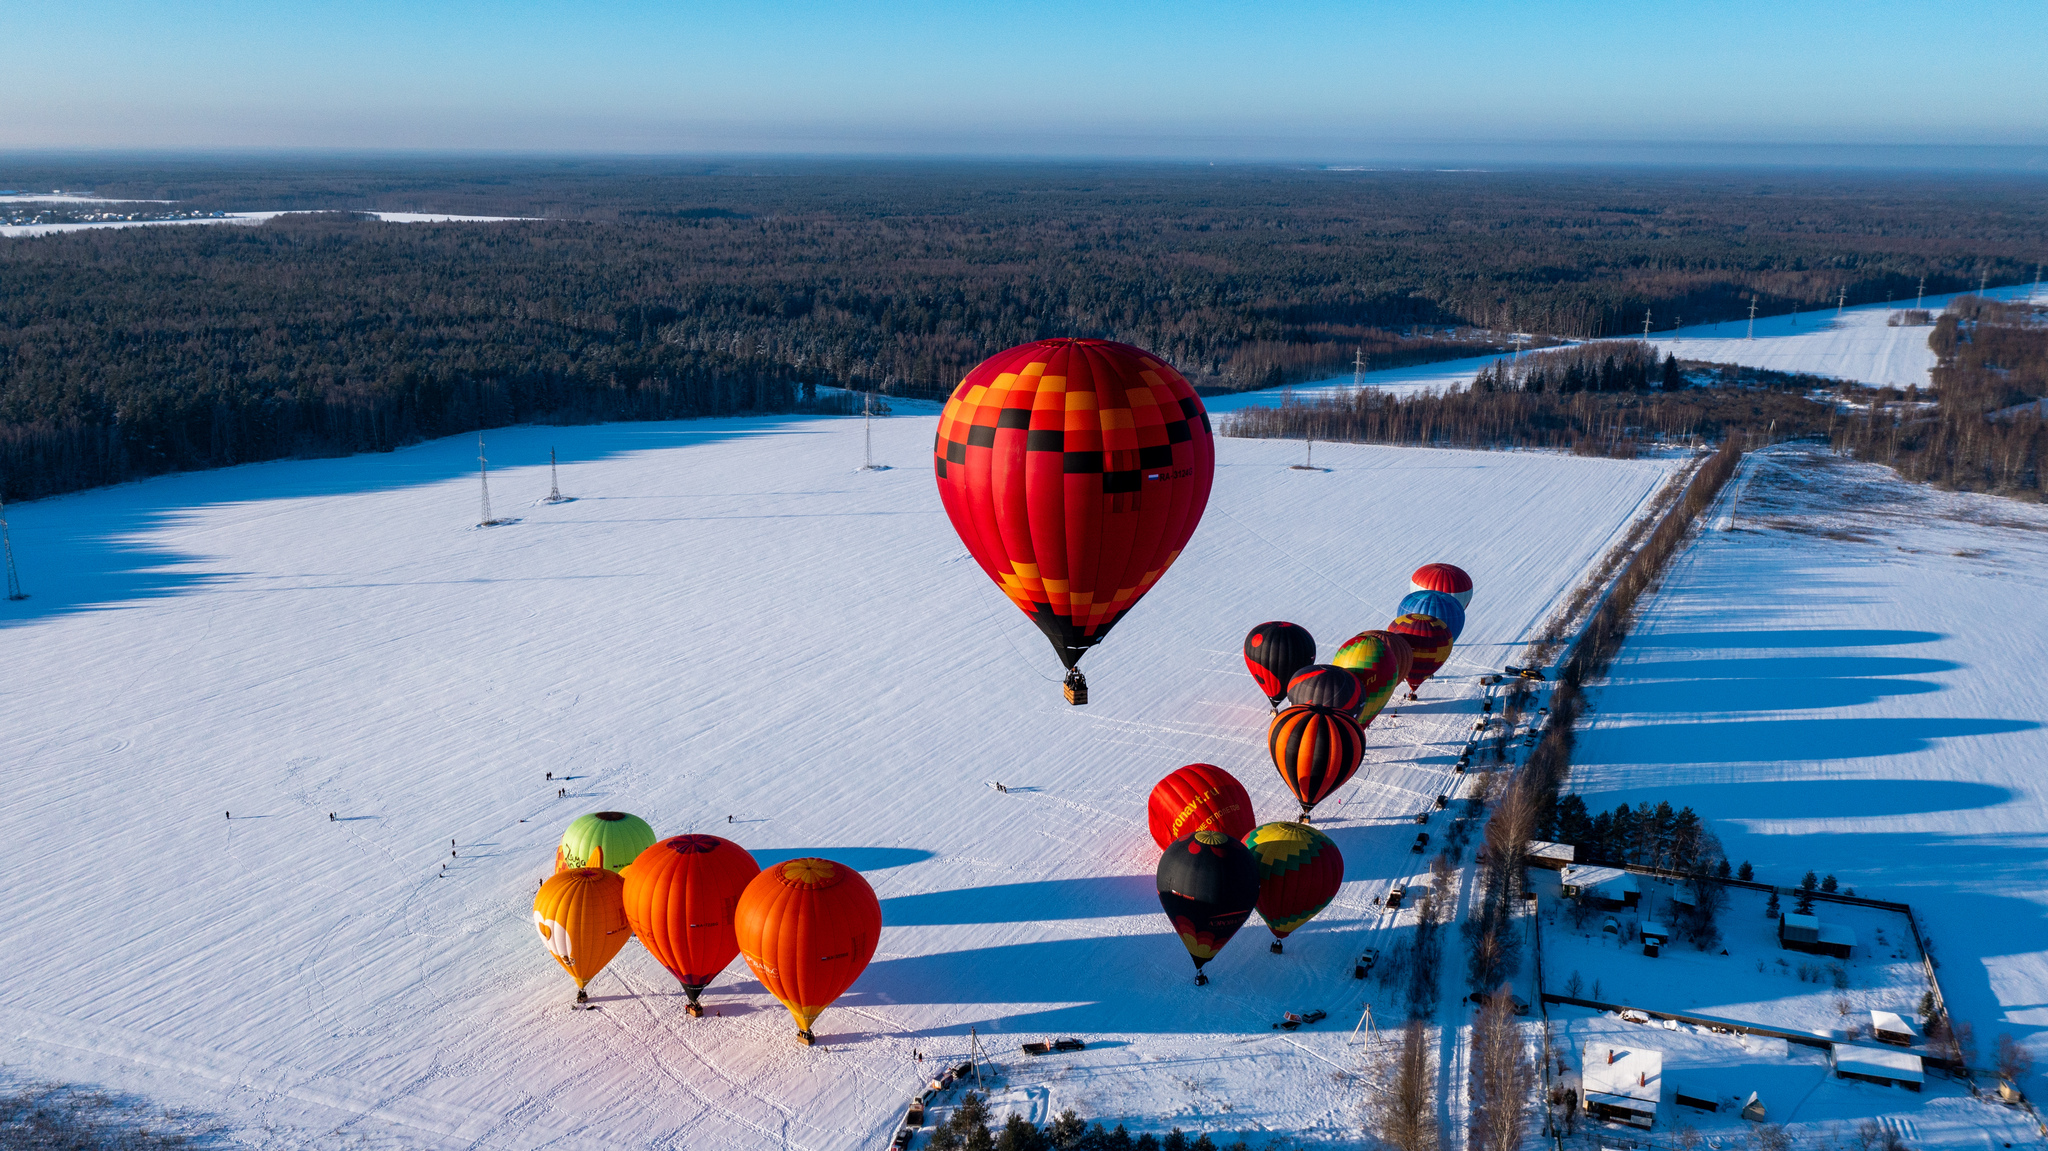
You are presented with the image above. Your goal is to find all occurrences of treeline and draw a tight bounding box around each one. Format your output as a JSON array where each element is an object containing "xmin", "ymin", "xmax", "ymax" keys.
[
  {"xmin": 2, "ymin": 160, "xmax": 2041, "ymax": 500},
  {"xmin": 1472, "ymin": 340, "xmax": 1677, "ymax": 394},
  {"xmin": 1836, "ymin": 295, "xmax": 2047, "ymax": 499}
]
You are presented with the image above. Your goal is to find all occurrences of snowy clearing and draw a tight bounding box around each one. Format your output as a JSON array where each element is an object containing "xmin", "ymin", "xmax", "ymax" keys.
[
  {"xmin": 0, "ymin": 416, "xmax": 1676, "ymax": 1148},
  {"xmin": 1567, "ymin": 445, "xmax": 2048, "ymax": 1080},
  {"xmin": 0, "ymin": 209, "xmax": 538, "ymax": 237}
]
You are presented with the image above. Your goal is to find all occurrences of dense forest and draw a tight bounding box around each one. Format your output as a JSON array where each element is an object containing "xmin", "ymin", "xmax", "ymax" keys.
[
  {"xmin": 2, "ymin": 159, "xmax": 2043, "ymax": 500},
  {"xmin": 1835, "ymin": 295, "xmax": 2047, "ymax": 498}
]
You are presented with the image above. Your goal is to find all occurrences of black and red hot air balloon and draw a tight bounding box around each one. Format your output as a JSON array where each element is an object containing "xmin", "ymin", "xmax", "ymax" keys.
[
  {"xmin": 1244, "ymin": 622, "xmax": 1316, "ymax": 711},
  {"xmin": 1286, "ymin": 663, "xmax": 1365, "ymax": 714},
  {"xmin": 1156, "ymin": 830, "xmax": 1261, "ymax": 986},
  {"xmin": 933, "ymin": 339, "xmax": 1216, "ymax": 704}
]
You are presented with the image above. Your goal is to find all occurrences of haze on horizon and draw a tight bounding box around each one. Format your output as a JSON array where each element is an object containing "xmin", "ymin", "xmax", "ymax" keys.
[{"xmin": 7, "ymin": 0, "xmax": 2048, "ymax": 166}]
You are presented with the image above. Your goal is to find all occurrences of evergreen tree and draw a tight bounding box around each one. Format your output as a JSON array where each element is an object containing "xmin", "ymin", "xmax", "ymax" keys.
[
  {"xmin": 1662, "ymin": 353, "xmax": 1683, "ymax": 391},
  {"xmin": 1715, "ymin": 858, "xmax": 1732, "ymax": 879},
  {"xmin": 1800, "ymin": 871, "xmax": 1819, "ymax": 892},
  {"xmin": 1821, "ymin": 874, "xmax": 1838, "ymax": 893},
  {"xmin": 1738, "ymin": 861, "xmax": 1754, "ymax": 881},
  {"xmin": 1765, "ymin": 889, "xmax": 1780, "ymax": 917}
]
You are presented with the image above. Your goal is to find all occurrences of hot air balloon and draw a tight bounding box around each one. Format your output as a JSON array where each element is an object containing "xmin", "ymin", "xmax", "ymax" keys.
[
  {"xmin": 621, "ymin": 834, "xmax": 762, "ymax": 1016},
  {"xmin": 1156, "ymin": 830, "xmax": 1261, "ymax": 985},
  {"xmin": 1244, "ymin": 621, "xmax": 1316, "ymax": 710},
  {"xmin": 1243, "ymin": 821, "xmax": 1344, "ymax": 953},
  {"xmin": 1370, "ymin": 628, "xmax": 1415, "ymax": 685},
  {"xmin": 533, "ymin": 867, "xmax": 631, "ymax": 1004},
  {"xmin": 735, "ymin": 858, "xmax": 882, "ymax": 1045},
  {"xmin": 1331, "ymin": 631, "xmax": 1403, "ymax": 725},
  {"xmin": 1397, "ymin": 589, "xmax": 1467, "ymax": 642},
  {"xmin": 933, "ymin": 339, "xmax": 1217, "ymax": 704},
  {"xmin": 556, "ymin": 811, "xmax": 657, "ymax": 873},
  {"xmin": 1410, "ymin": 563, "xmax": 1473, "ymax": 608},
  {"xmin": 1387, "ymin": 613, "xmax": 1454, "ymax": 697},
  {"xmin": 1147, "ymin": 763, "xmax": 1257, "ymax": 850},
  {"xmin": 1286, "ymin": 663, "xmax": 1365, "ymax": 714},
  {"xmin": 1268, "ymin": 704, "xmax": 1366, "ymax": 821}
]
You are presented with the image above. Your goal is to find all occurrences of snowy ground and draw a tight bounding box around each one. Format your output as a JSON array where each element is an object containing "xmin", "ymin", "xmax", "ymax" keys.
[
  {"xmin": 0, "ymin": 416, "xmax": 1677, "ymax": 1149},
  {"xmin": 1536, "ymin": 873, "xmax": 1931, "ymax": 1043},
  {"xmin": 1203, "ymin": 283, "xmax": 2047, "ymax": 412},
  {"xmin": 0, "ymin": 210, "xmax": 537, "ymax": 237},
  {"xmin": 1567, "ymin": 445, "xmax": 2048, "ymax": 1090},
  {"xmin": 1549, "ymin": 1007, "xmax": 2034, "ymax": 1150}
]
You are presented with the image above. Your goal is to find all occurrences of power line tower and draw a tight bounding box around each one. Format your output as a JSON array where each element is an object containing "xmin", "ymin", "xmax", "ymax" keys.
[
  {"xmin": 1353, "ymin": 346, "xmax": 1368, "ymax": 386},
  {"xmin": 1837, "ymin": 286, "xmax": 1847, "ymax": 317},
  {"xmin": 1, "ymin": 491, "xmax": 25, "ymax": 601},
  {"xmin": 1641, "ymin": 307, "xmax": 1652, "ymax": 339},
  {"xmin": 476, "ymin": 433, "xmax": 505, "ymax": 527},
  {"xmin": 1916, "ymin": 276, "xmax": 1926, "ymax": 310},
  {"xmin": 1979, "ymin": 271, "xmax": 1989, "ymax": 297},
  {"xmin": 1746, "ymin": 296, "xmax": 1759, "ymax": 340},
  {"xmin": 543, "ymin": 447, "xmax": 569, "ymax": 503},
  {"xmin": 858, "ymin": 390, "xmax": 887, "ymax": 471}
]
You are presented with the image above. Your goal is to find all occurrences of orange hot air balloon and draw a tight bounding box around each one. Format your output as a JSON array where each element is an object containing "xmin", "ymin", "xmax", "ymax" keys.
[
  {"xmin": 734, "ymin": 858, "xmax": 882, "ymax": 1045},
  {"xmin": 533, "ymin": 867, "xmax": 631, "ymax": 1004},
  {"xmin": 1147, "ymin": 763, "xmax": 1256, "ymax": 849},
  {"xmin": 1268, "ymin": 704, "xmax": 1366, "ymax": 821},
  {"xmin": 621, "ymin": 834, "xmax": 761, "ymax": 1017},
  {"xmin": 1387, "ymin": 613, "xmax": 1454, "ymax": 697}
]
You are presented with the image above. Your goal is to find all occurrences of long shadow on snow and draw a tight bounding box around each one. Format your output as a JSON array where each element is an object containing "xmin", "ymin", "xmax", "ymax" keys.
[
  {"xmin": 1570, "ymin": 778, "xmax": 2012, "ymax": 821},
  {"xmin": 1600, "ymin": 676, "xmax": 1944, "ymax": 714},
  {"xmin": 0, "ymin": 416, "xmax": 844, "ymax": 630},
  {"xmin": 1626, "ymin": 629, "xmax": 1943, "ymax": 649},
  {"xmin": 753, "ymin": 846, "xmax": 933, "ymax": 872},
  {"xmin": 1575, "ymin": 717, "xmax": 2038, "ymax": 765},
  {"xmin": 1617, "ymin": 656, "xmax": 1960, "ymax": 681},
  {"xmin": 880, "ymin": 875, "xmax": 1155, "ymax": 925}
]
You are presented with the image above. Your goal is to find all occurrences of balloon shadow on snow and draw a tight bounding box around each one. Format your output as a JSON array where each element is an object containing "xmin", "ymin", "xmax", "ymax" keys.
[
  {"xmin": 1575, "ymin": 717, "xmax": 2038, "ymax": 766},
  {"xmin": 1569, "ymin": 778, "xmax": 2013, "ymax": 822},
  {"xmin": 879, "ymin": 875, "xmax": 1155, "ymax": 925},
  {"xmin": 1627, "ymin": 629, "xmax": 1944, "ymax": 649},
  {"xmin": 752, "ymin": 846, "xmax": 934, "ymax": 872},
  {"xmin": 0, "ymin": 416, "xmax": 843, "ymax": 630},
  {"xmin": 1601, "ymin": 675, "xmax": 1944, "ymax": 714},
  {"xmin": 1617, "ymin": 655, "xmax": 1961, "ymax": 681}
]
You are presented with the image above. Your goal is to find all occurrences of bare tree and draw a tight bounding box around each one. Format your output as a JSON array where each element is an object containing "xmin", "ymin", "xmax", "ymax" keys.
[
  {"xmin": 1469, "ymin": 983, "xmax": 1534, "ymax": 1151},
  {"xmin": 1371, "ymin": 1020, "xmax": 1440, "ymax": 1151},
  {"xmin": 1998, "ymin": 1033, "xmax": 2034, "ymax": 1086}
]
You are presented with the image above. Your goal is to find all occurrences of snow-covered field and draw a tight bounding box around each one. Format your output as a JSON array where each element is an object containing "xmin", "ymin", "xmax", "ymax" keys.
[
  {"xmin": 0, "ymin": 416, "xmax": 1678, "ymax": 1148},
  {"xmin": 0, "ymin": 209, "xmax": 537, "ymax": 237},
  {"xmin": 1568, "ymin": 446, "xmax": 2048, "ymax": 1080}
]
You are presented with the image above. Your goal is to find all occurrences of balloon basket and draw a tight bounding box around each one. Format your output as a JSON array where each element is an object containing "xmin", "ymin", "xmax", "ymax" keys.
[
  {"xmin": 1269, "ymin": 941, "xmax": 1283, "ymax": 954},
  {"xmin": 1062, "ymin": 669, "xmax": 1089, "ymax": 706},
  {"xmin": 575, "ymin": 989, "xmax": 588, "ymax": 1004},
  {"xmin": 797, "ymin": 1029, "xmax": 817, "ymax": 1046},
  {"xmin": 686, "ymin": 1002, "xmax": 704, "ymax": 1018},
  {"xmin": 1194, "ymin": 973, "xmax": 1209, "ymax": 987}
]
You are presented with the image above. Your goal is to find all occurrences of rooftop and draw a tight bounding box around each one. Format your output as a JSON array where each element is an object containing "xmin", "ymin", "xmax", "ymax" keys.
[
  {"xmin": 1584, "ymin": 1042, "xmax": 1663, "ymax": 1106},
  {"xmin": 1831, "ymin": 1043, "xmax": 1924, "ymax": 1084}
]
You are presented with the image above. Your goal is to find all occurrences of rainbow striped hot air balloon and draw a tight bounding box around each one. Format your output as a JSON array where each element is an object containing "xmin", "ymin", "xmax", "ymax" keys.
[
  {"xmin": 1332, "ymin": 631, "xmax": 1403, "ymax": 726},
  {"xmin": 1243, "ymin": 821, "xmax": 1344, "ymax": 953},
  {"xmin": 1387, "ymin": 613, "xmax": 1454, "ymax": 698}
]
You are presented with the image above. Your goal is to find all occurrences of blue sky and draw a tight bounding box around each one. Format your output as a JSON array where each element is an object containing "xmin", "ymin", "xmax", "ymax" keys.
[{"xmin": 7, "ymin": 0, "xmax": 2045, "ymax": 160}]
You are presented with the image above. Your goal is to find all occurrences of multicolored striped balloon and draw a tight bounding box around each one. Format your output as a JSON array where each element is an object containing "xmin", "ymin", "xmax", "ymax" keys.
[
  {"xmin": 1243, "ymin": 821, "xmax": 1344, "ymax": 944},
  {"xmin": 1387, "ymin": 613, "xmax": 1454, "ymax": 694},
  {"xmin": 1286, "ymin": 663, "xmax": 1364, "ymax": 714},
  {"xmin": 1267, "ymin": 704, "xmax": 1366, "ymax": 821},
  {"xmin": 1332, "ymin": 632, "xmax": 1403, "ymax": 725}
]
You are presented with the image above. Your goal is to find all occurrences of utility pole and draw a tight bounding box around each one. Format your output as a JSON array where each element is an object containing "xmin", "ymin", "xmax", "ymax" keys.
[
  {"xmin": 1747, "ymin": 297, "xmax": 1759, "ymax": 340},
  {"xmin": 0, "ymin": 491, "xmax": 25, "ymax": 601}
]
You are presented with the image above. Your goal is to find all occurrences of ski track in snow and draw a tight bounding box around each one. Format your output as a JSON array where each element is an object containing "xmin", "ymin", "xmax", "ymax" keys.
[{"xmin": 0, "ymin": 417, "xmax": 1678, "ymax": 1147}]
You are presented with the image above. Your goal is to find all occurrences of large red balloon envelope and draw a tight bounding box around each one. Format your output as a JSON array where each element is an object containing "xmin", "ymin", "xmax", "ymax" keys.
[
  {"xmin": 734, "ymin": 858, "xmax": 881, "ymax": 1045},
  {"xmin": 1156, "ymin": 830, "xmax": 1261, "ymax": 984},
  {"xmin": 1286, "ymin": 663, "xmax": 1364, "ymax": 714},
  {"xmin": 933, "ymin": 339, "xmax": 1217, "ymax": 703},
  {"xmin": 1147, "ymin": 763, "xmax": 1256, "ymax": 849},
  {"xmin": 1410, "ymin": 562, "xmax": 1474, "ymax": 608},
  {"xmin": 1243, "ymin": 621, "xmax": 1316, "ymax": 709},
  {"xmin": 1268, "ymin": 704, "xmax": 1366, "ymax": 821},
  {"xmin": 1387, "ymin": 613, "xmax": 1454, "ymax": 695},
  {"xmin": 1243, "ymin": 821, "xmax": 1344, "ymax": 951},
  {"xmin": 620, "ymin": 834, "xmax": 761, "ymax": 1016}
]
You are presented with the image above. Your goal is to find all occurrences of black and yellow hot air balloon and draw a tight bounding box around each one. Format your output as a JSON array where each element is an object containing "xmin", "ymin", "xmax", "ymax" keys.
[{"xmin": 1156, "ymin": 830, "xmax": 1260, "ymax": 985}]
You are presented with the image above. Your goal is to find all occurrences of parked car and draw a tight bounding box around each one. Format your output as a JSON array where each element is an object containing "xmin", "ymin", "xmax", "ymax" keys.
[{"xmin": 1412, "ymin": 832, "xmax": 1430, "ymax": 853}]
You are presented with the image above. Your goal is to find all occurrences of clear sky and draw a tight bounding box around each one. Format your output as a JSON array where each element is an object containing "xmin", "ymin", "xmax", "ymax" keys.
[{"xmin": 7, "ymin": 0, "xmax": 2046, "ymax": 162}]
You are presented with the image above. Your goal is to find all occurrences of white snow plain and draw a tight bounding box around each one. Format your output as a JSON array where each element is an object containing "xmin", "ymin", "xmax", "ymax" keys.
[
  {"xmin": 1569, "ymin": 445, "xmax": 2048, "ymax": 1078},
  {"xmin": 0, "ymin": 416, "xmax": 1677, "ymax": 1148},
  {"xmin": 0, "ymin": 210, "xmax": 538, "ymax": 237}
]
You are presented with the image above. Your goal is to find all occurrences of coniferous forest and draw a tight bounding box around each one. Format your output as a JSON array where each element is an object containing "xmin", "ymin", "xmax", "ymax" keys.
[{"xmin": 2, "ymin": 159, "xmax": 2044, "ymax": 500}]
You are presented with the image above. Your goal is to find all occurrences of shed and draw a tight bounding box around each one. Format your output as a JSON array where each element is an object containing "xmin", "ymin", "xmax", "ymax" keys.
[
  {"xmin": 1740, "ymin": 1092, "xmax": 1766, "ymax": 1121},
  {"xmin": 1870, "ymin": 1010, "xmax": 1919, "ymax": 1047},
  {"xmin": 1529, "ymin": 841, "xmax": 1576, "ymax": 871},
  {"xmin": 1641, "ymin": 920, "xmax": 1669, "ymax": 945},
  {"xmin": 1583, "ymin": 1042, "xmax": 1660, "ymax": 1129},
  {"xmin": 1830, "ymin": 1044, "xmax": 1923, "ymax": 1092},
  {"xmin": 1563, "ymin": 865, "xmax": 1641, "ymax": 908},
  {"xmin": 1779, "ymin": 913, "xmax": 1855, "ymax": 959},
  {"xmin": 1674, "ymin": 1084, "xmax": 1717, "ymax": 1112}
]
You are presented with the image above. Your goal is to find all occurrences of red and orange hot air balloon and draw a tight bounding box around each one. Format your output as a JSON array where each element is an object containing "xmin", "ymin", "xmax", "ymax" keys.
[
  {"xmin": 1268, "ymin": 704, "xmax": 1366, "ymax": 821},
  {"xmin": 1148, "ymin": 763, "xmax": 1256, "ymax": 849},
  {"xmin": 735, "ymin": 858, "xmax": 882, "ymax": 1045},
  {"xmin": 621, "ymin": 835, "xmax": 761, "ymax": 1017},
  {"xmin": 1388, "ymin": 612, "xmax": 1454, "ymax": 698},
  {"xmin": 933, "ymin": 339, "xmax": 1217, "ymax": 704}
]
